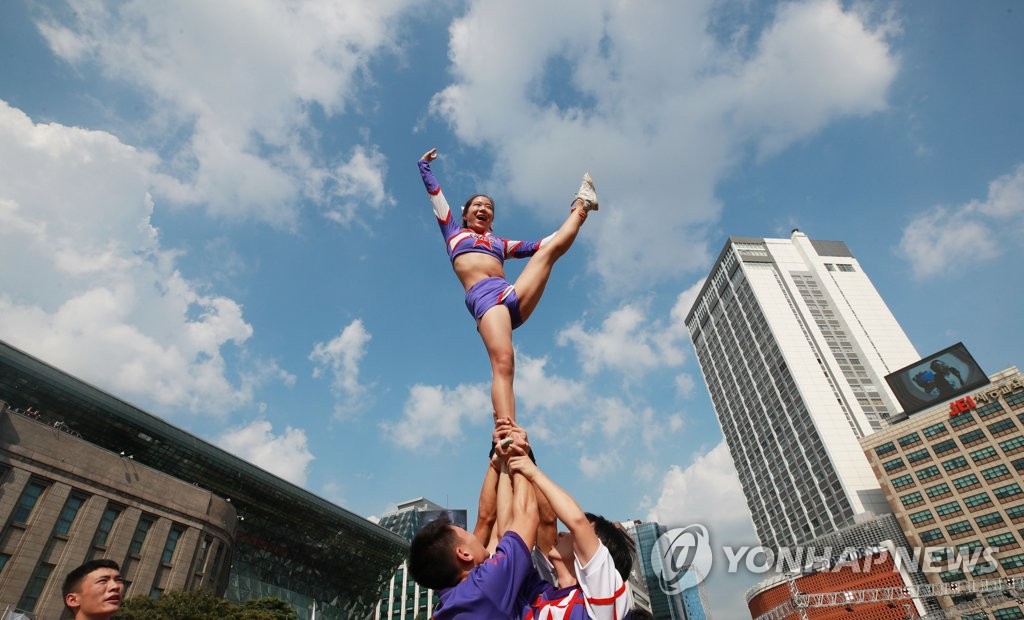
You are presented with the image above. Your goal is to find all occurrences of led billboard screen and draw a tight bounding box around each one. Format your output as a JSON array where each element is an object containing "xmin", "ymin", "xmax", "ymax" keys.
[{"xmin": 884, "ymin": 342, "xmax": 989, "ymax": 415}]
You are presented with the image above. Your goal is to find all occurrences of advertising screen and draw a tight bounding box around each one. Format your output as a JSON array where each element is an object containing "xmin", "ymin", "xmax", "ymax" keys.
[{"xmin": 884, "ymin": 342, "xmax": 989, "ymax": 415}]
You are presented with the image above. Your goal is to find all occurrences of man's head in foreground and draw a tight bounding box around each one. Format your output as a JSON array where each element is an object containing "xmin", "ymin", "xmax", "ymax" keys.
[
  {"xmin": 408, "ymin": 515, "xmax": 488, "ymax": 589},
  {"xmin": 62, "ymin": 559, "xmax": 123, "ymax": 619}
]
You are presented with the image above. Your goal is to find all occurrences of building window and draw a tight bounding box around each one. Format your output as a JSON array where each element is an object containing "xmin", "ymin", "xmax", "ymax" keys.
[
  {"xmin": 129, "ymin": 516, "xmax": 155, "ymax": 556},
  {"xmin": 938, "ymin": 568, "xmax": 965, "ymax": 582},
  {"xmin": 54, "ymin": 494, "xmax": 87, "ymax": 536},
  {"xmin": 900, "ymin": 492, "xmax": 924, "ymax": 507},
  {"xmin": 942, "ymin": 456, "xmax": 969, "ymax": 472},
  {"xmin": 992, "ymin": 607, "xmax": 1024, "ymax": 620},
  {"xmin": 1000, "ymin": 436, "xmax": 1024, "ymax": 454},
  {"xmin": 988, "ymin": 418, "xmax": 1018, "ymax": 435},
  {"xmin": 947, "ymin": 520, "xmax": 974, "ymax": 536},
  {"xmin": 964, "ymin": 492, "xmax": 993, "ymax": 510},
  {"xmin": 953, "ymin": 473, "xmax": 981, "ymax": 490},
  {"xmin": 987, "ymin": 532, "xmax": 1018, "ymax": 548},
  {"xmin": 1014, "ymin": 457, "xmax": 1024, "ymax": 473},
  {"xmin": 932, "ymin": 439, "xmax": 958, "ymax": 455},
  {"xmin": 971, "ymin": 446, "xmax": 999, "ymax": 462},
  {"xmin": 874, "ymin": 442, "xmax": 896, "ymax": 457},
  {"xmin": 926, "ymin": 483, "xmax": 952, "ymax": 499},
  {"xmin": 1007, "ymin": 505, "xmax": 1024, "ymax": 521},
  {"xmin": 883, "ymin": 458, "xmax": 905, "ymax": 472},
  {"xmin": 950, "ymin": 412, "xmax": 976, "ymax": 428},
  {"xmin": 920, "ymin": 528, "xmax": 944, "ymax": 543},
  {"xmin": 994, "ymin": 483, "xmax": 1024, "ymax": 501},
  {"xmin": 898, "ymin": 432, "xmax": 922, "ymax": 447},
  {"xmin": 836, "ymin": 264, "xmax": 855, "ymax": 272},
  {"xmin": 916, "ymin": 466, "xmax": 941, "ymax": 481},
  {"xmin": 935, "ymin": 502, "xmax": 963, "ymax": 517},
  {"xmin": 976, "ymin": 512, "xmax": 1006, "ymax": 529},
  {"xmin": 923, "ymin": 422, "xmax": 948, "ymax": 438},
  {"xmin": 982, "ymin": 464, "xmax": 1011, "ymax": 481},
  {"xmin": 906, "ymin": 449, "xmax": 931, "ymax": 464},
  {"xmin": 0, "ymin": 554, "xmax": 9, "ymax": 573},
  {"xmin": 977, "ymin": 401, "xmax": 1006, "ymax": 418},
  {"xmin": 162, "ymin": 526, "xmax": 184, "ymax": 564},
  {"xmin": 17, "ymin": 563, "xmax": 54, "ymax": 612},
  {"xmin": 960, "ymin": 429, "xmax": 987, "ymax": 445},
  {"xmin": 11, "ymin": 481, "xmax": 48, "ymax": 524},
  {"xmin": 909, "ymin": 509, "xmax": 934, "ymax": 524},
  {"xmin": 891, "ymin": 474, "xmax": 914, "ymax": 489},
  {"xmin": 93, "ymin": 505, "xmax": 123, "ymax": 547},
  {"xmin": 999, "ymin": 553, "xmax": 1024, "ymax": 571}
]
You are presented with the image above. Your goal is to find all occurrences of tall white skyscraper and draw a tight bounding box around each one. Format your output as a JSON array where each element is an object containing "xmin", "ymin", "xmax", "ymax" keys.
[{"xmin": 685, "ymin": 231, "xmax": 920, "ymax": 548}]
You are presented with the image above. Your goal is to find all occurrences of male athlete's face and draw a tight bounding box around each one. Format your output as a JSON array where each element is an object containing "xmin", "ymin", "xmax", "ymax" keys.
[
  {"xmin": 463, "ymin": 196, "xmax": 494, "ymax": 232},
  {"xmin": 452, "ymin": 525, "xmax": 488, "ymax": 566},
  {"xmin": 66, "ymin": 567, "xmax": 123, "ymax": 619}
]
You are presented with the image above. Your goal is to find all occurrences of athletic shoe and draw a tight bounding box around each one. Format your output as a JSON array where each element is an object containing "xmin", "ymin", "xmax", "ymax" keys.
[{"xmin": 574, "ymin": 172, "xmax": 599, "ymax": 212}]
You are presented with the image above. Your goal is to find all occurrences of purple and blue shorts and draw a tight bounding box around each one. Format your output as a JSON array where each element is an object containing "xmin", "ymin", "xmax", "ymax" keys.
[{"xmin": 465, "ymin": 276, "xmax": 523, "ymax": 329}]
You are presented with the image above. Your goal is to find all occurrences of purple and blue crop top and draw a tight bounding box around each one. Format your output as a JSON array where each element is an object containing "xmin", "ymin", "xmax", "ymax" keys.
[{"xmin": 419, "ymin": 159, "xmax": 551, "ymax": 265}]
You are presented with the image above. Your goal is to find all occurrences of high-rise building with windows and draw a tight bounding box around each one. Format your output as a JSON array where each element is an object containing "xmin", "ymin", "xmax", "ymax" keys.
[
  {"xmin": 685, "ymin": 231, "xmax": 921, "ymax": 548},
  {"xmin": 625, "ymin": 520, "xmax": 710, "ymax": 620},
  {"xmin": 374, "ymin": 498, "xmax": 468, "ymax": 620},
  {"xmin": 860, "ymin": 366, "xmax": 1024, "ymax": 617}
]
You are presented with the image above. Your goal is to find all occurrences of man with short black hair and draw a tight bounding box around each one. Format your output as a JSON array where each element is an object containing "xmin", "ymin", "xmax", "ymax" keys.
[
  {"xmin": 62, "ymin": 559, "xmax": 123, "ymax": 620},
  {"xmin": 408, "ymin": 433, "xmax": 539, "ymax": 618}
]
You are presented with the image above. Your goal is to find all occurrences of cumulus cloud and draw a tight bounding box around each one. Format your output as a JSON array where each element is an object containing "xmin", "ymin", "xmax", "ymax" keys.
[
  {"xmin": 431, "ymin": 0, "xmax": 898, "ymax": 288},
  {"xmin": 900, "ymin": 163, "xmax": 1024, "ymax": 279},
  {"xmin": 381, "ymin": 382, "xmax": 491, "ymax": 450},
  {"xmin": 217, "ymin": 419, "xmax": 315, "ymax": 486},
  {"xmin": 557, "ymin": 300, "xmax": 686, "ymax": 378},
  {"xmin": 0, "ymin": 101, "xmax": 276, "ymax": 415},
  {"xmin": 310, "ymin": 319, "xmax": 374, "ymax": 417},
  {"xmin": 647, "ymin": 441, "xmax": 762, "ymax": 620},
  {"xmin": 35, "ymin": 0, "xmax": 409, "ymax": 224}
]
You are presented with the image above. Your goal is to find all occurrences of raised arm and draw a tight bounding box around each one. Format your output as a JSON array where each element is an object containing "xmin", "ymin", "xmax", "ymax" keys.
[
  {"xmin": 418, "ymin": 148, "xmax": 460, "ymax": 241},
  {"xmin": 473, "ymin": 457, "xmax": 500, "ymax": 547},
  {"xmin": 508, "ymin": 456, "xmax": 600, "ymax": 566}
]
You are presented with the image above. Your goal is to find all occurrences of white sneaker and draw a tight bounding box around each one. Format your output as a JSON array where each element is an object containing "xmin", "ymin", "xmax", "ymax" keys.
[{"xmin": 574, "ymin": 172, "xmax": 599, "ymax": 212}]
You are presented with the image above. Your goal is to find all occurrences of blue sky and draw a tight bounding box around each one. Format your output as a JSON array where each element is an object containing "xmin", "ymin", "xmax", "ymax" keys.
[{"xmin": 1, "ymin": 1, "xmax": 1022, "ymax": 617}]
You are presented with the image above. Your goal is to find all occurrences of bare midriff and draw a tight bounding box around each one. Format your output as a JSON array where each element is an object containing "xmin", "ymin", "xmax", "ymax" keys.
[{"xmin": 453, "ymin": 252, "xmax": 505, "ymax": 291}]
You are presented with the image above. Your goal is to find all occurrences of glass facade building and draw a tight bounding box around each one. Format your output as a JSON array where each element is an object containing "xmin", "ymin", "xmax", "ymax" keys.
[
  {"xmin": 373, "ymin": 498, "xmax": 468, "ymax": 620},
  {"xmin": 0, "ymin": 339, "xmax": 407, "ymax": 619},
  {"xmin": 625, "ymin": 520, "xmax": 710, "ymax": 620}
]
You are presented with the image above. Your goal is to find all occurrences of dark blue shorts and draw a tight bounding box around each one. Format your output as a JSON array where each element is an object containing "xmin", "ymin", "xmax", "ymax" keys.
[{"xmin": 465, "ymin": 276, "xmax": 523, "ymax": 329}]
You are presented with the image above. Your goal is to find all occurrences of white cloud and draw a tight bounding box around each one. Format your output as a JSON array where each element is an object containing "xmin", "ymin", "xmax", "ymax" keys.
[
  {"xmin": 675, "ymin": 373, "xmax": 697, "ymax": 398},
  {"xmin": 381, "ymin": 382, "xmax": 491, "ymax": 450},
  {"xmin": 217, "ymin": 420, "xmax": 315, "ymax": 486},
  {"xmin": 648, "ymin": 441, "xmax": 750, "ymax": 529},
  {"xmin": 431, "ymin": 0, "xmax": 898, "ymax": 288},
  {"xmin": 647, "ymin": 441, "xmax": 762, "ymax": 620},
  {"xmin": 310, "ymin": 320, "xmax": 374, "ymax": 417},
  {"xmin": 557, "ymin": 301, "xmax": 686, "ymax": 378},
  {"xmin": 35, "ymin": 0, "xmax": 409, "ymax": 224},
  {"xmin": 579, "ymin": 451, "xmax": 620, "ymax": 478},
  {"xmin": 900, "ymin": 162, "xmax": 1024, "ymax": 279},
  {"xmin": 0, "ymin": 100, "xmax": 273, "ymax": 416}
]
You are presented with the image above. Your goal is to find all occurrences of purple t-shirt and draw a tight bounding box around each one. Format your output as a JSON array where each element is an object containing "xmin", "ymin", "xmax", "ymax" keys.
[{"xmin": 433, "ymin": 531, "xmax": 544, "ymax": 619}]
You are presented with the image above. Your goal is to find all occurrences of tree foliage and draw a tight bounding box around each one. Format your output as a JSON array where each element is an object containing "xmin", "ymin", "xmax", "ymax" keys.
[{"xmin": 115, "ymin": 589, "xmax": 297, "ymax": 620}]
